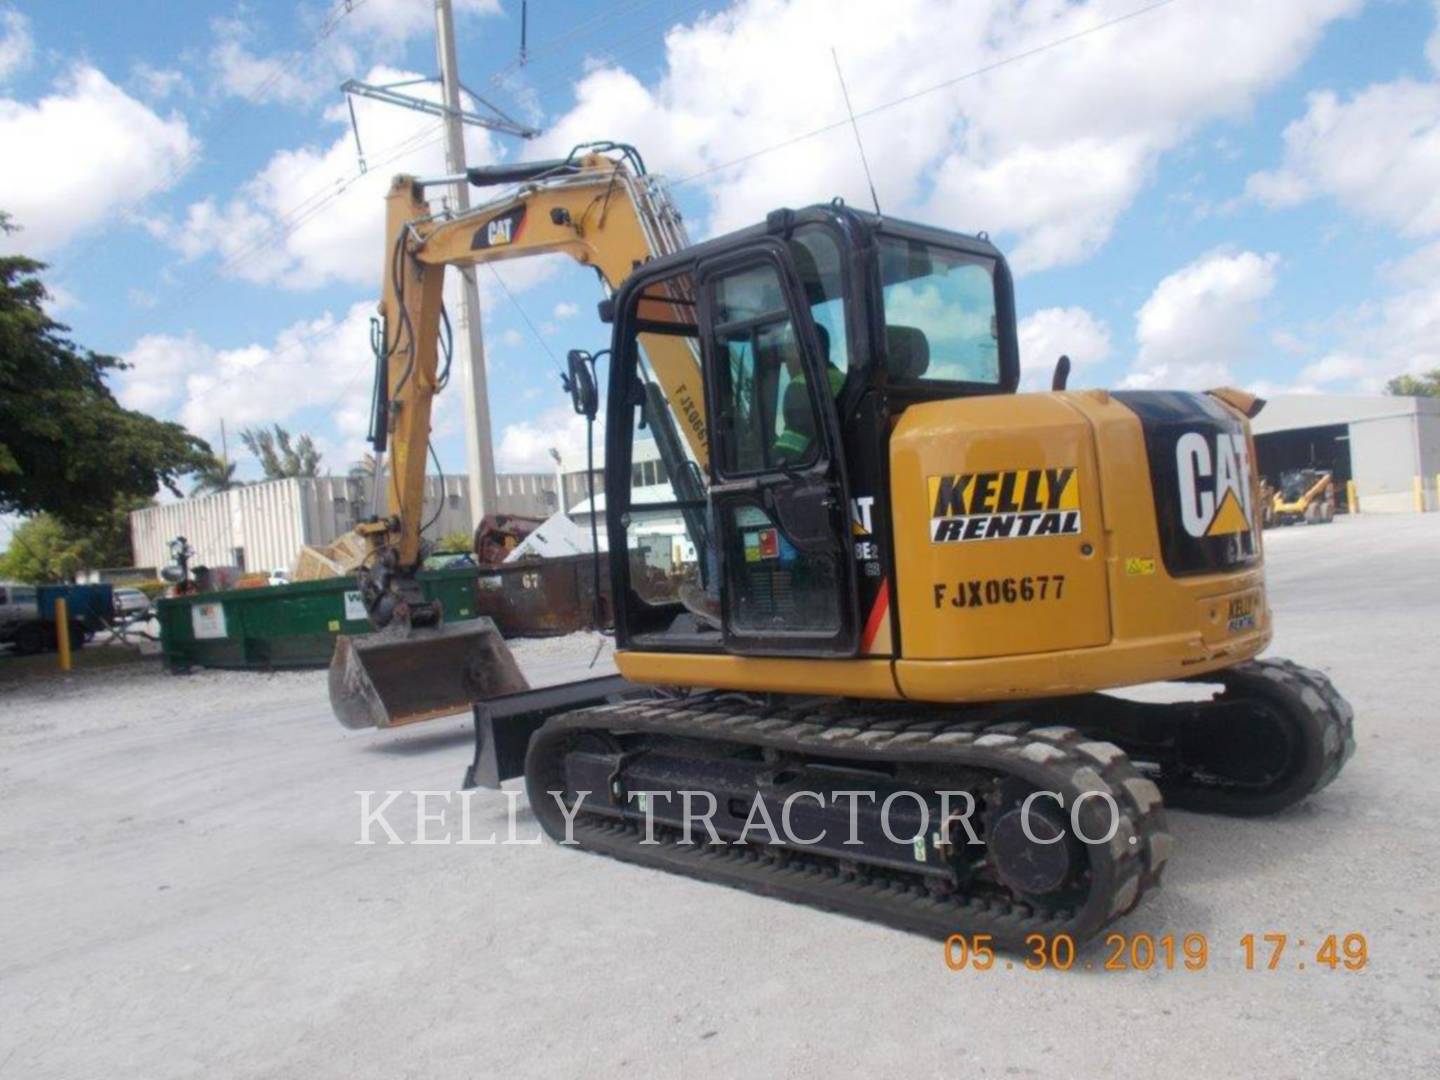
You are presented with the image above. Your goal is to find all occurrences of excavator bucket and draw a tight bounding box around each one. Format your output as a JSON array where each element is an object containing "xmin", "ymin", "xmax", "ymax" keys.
[{"xmin": 328, "ymin": 618, "xmax": 529, "ymax": 730}]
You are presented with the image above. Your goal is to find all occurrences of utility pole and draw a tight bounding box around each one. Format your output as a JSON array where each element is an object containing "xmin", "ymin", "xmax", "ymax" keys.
[
  {"xmin": 341, "ymin": 5, "xmax": 536, "ymax": 530},
  {"xmin": 434, "ymin": 0, "xmax": 497, "ymax": 528}
]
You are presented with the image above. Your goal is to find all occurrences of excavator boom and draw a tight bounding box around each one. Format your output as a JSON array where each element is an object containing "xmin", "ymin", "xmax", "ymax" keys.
[{"xmin": 331, "ymin": 145, "xmax": 687, "ymax": 729}]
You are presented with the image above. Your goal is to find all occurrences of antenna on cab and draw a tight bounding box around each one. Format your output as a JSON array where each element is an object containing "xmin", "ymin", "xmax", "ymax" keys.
[{"xmin": 831, "ymin": 47, "xmax": 882, "ymax": 216}]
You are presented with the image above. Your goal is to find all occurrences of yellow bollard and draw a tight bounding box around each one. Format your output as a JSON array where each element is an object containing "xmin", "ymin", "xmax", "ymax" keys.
[
  {"xmin": 1415, "ymin": 476, "xmax": 1425, "ymax": 513},
  {"xmin": 55, "ymin": 596, "xmax": 72, "ymax": 672},
  {"xmin": 1346, "ymin": 480, "xmax": 1359, "ymax": 514}
]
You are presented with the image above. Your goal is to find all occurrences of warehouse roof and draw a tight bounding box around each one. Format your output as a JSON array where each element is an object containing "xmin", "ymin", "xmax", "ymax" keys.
[{"xmin": 1251, "ymin": 393, "xmax": 1440, "ymax": 435}]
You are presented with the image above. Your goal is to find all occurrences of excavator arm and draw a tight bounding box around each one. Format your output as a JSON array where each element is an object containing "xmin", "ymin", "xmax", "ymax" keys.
[
  {"xmin": 366, "ymin": 148, "xmax": 702, "ymax": 589},
  {"xmin": 332, "ymin": 145, "xmax": 695, "ymax": 728}
]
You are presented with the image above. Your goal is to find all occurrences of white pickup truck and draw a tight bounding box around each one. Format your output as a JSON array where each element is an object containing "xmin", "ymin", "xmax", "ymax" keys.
[
  {"xmin": 0, "ymin": 583, "xmax": 100, "ymax": 654},
  {"xmin": 0, "ymin": 583, "xmax": 44, "ymax": 653}
]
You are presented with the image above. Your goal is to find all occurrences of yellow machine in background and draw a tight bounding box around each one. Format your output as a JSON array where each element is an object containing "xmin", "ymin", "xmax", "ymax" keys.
[
  {"xmin": 1270, "ymin": 468, "xmax": 1336, "ymax": 526},
  {"xmin": 328, "ymin": 143, "xmax": 1355, "ymax": 947}
]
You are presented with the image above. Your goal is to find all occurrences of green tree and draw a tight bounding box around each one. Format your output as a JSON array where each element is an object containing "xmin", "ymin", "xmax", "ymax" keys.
[
  {"xmin": 349, "ymin": 452, "xmax": 377, "ymax": 481},
  {"xmin": 240, "ymin": 424, "xmax": 323, "ymax": 479},
  {"xmin": 190, "ymin": 454, "xmax": 241, "ymax": 495},
  {"xmin": 437, "ymin": 530, "xmax": 473, "ymax": 553},
  {"xmin": 81, "ymin": 494, "xmax": 154, "ymax": 568},
  {"xmin": 0, "ymin": 212, "xmax": 212, "ymax": 524},
  {"xmin": 1386, "ymin": 369, "xmax": 1440, "ymax": 397},
  {"xmin": 0, "ymin": 494, "xmax": 154, "ymax": 582},
  {"xmin": 0, "ymin": 514, "xmax": 88, "ymax": 582}
]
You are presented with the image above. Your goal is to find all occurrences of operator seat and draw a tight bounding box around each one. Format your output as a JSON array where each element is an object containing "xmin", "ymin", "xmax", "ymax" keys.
[
  {"xmin": 885, "ymin": 324, "xmax": 930, "ymax": 379},
  {"xmin": 778, "ymin": 323, "xmax": 835, "ymax": 447}
]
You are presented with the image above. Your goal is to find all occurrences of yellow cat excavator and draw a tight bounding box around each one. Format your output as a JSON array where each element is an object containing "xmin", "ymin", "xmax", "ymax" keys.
[{"xmin": 330, "ymin": 143, "xmax": 1354, "ymax": 947}]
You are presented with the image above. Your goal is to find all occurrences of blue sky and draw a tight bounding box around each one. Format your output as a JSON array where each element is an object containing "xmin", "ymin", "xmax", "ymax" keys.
[{"xmin": 3, "ymin": 0, "xmax": 1439, "ymax": 499}]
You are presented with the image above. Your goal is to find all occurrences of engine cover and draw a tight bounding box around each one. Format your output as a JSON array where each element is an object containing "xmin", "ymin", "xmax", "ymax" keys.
[
  {"xmin": 1112, "ymin": 391, "xmax": 1261, "ymax": 576},
  {"xmin": 888, "ymin": 388, "xmax": 1267, "ymax": 672}
]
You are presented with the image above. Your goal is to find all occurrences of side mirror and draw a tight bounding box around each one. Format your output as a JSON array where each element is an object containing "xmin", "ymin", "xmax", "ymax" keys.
[{"xmin": 565, "ymin": 350, "xmax": 599, "ymax": 420}]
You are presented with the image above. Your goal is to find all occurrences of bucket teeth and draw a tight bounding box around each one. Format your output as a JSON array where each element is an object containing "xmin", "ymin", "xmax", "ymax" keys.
[{"xmin": 328, "ymin": 618, "xmax": 529, "ymax": 730}]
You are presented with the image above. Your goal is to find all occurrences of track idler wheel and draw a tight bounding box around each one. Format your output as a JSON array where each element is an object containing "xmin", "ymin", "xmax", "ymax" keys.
[{"xmin": 1165, "ymin": 659, "xmax": 1355, "ymax": 816}]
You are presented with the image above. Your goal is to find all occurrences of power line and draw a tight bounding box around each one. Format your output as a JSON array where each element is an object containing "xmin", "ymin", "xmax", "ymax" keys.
[
  {"xmin": 145, "ymin": 0, "xmax": 1187, "ymax": 436},
  {"xmin": 183, "ymin": 0, "xmax": 1186, "ymax": 415},
  {"xmin": 159, "ymin": 127, "xmax": 456, "ymax": 415},
  {"xmin": 512, "ymin": 0, "xmax": 716, "ymax": 99},
  {"xmin": 484, "ymin": 264, "xmax": 563, "ymax": 373},
  {"xmin": 486, "ymin": 0, "xmax": 672, "ymax": 86},
  {"xmin": 672, "ymin": 0, "xmax": 1183, "ymax": 189},
  {"xmin": 108, "ymin": 121, "xmax": 448, "ymax": 348}
]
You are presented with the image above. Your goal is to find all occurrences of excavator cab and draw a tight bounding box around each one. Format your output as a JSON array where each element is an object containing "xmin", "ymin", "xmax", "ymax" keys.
[{"xmin": 602, "ymin": 205, "xmax": 1019, "ymax": 664}]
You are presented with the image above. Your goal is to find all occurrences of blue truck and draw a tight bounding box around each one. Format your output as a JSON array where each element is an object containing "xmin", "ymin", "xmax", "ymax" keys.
[{"xmin": 0, "ymin": 583, "xmax": 113, "ymax": 654}]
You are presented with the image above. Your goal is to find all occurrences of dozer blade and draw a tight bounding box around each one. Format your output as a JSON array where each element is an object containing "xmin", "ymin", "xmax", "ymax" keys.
[{"xmin": 328, "ymin": 618, "xmax": 529, "ymax": 730}]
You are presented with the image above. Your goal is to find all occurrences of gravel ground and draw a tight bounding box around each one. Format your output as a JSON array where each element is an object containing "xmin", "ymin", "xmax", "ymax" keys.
[{"xmin": 2, "ymin": 516, "xmax": 1437, "ymax": 1079}]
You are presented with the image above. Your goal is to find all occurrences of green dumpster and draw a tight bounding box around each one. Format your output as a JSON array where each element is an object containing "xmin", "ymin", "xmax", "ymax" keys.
[{"xmin": 156, "ymin": 568, "xmax": 481, "ymax": 673}]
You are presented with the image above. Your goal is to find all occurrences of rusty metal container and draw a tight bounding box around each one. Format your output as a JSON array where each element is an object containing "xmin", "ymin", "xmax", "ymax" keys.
[{"xmin": 472, "ymin": 554, "xmax": 611, "ymax": 637}]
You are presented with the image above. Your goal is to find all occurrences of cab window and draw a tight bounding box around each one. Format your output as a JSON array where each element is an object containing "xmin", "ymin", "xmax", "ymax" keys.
[
  {"xmin": 787, "ymin": 226, "xmax": 848, "ymax": 375},
  {"xmin": 709, "ymin": 263, "xmax": 821, "ymax": 476},
  {"xmin": 879, "ymin": 235, "xmax": 1000, "ymax": 385}
]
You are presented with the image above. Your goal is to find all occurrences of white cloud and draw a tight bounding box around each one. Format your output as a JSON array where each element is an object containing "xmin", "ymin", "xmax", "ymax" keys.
[
  {"xmin": 536, "ymin": 0, "xmax": 1357, "ymax": 271},
  {"xmin": 211, "ymin": 19, "xmax": 323, "ymax": 106},
  {"xmin": 333, "ymin": 0, "xmax": 500, "ymax": 40},
  {"xmin": 119, "ymin": 303, "xmax": 380, "ymax": 469},
  {"xmin": 207, "ymin": 1, "xmax": 501, "ymax": 106},
  {"xmin": 497, "ymin": 404, "xmax": 600, "ymax": 472},
  {"xmin": 155, "ymin": 74, "xmax": 578, "ymax": 302},
  {"xmin": 1269, "ymin": 248, "xmax": 1440, "ymax": 395},
  {"xmin": 0, "ymin": 8, "xmax": 31, "ymax": 82},
  {"xmin": 1429, "ymin": 1, "xmax": 1440, "ymax": 71},
  {"xmin": 158, "ymin": 66, "xmax": 498, "ymax": 288},
  {"xmin": 1017, "ymin": 306, "xmax": 1111, "ymax": 389},
  {"xmin": 1123, "ymin": 250, "xmax": 1279, "ymax": 389},
  {"xmin": 1385, "ymin": 239, "xmax": 1440, "ymax": 287},
  {"xmin": 0, "ymin": 67, "xmax": 197, "ymax": 254},
  {"xmin": 1246, "ymin": 80, "xmax": 1440, "ymax": 237},
  {"xmin": 40, "ymin": 282, "xmax": 79, "ymax": 316},
  {"xmin": 131, "ymin": 62, "xmax": 188, "ymax": 101},
  {"xmin": 1298, "ymin": 352, "xmax": 1367, "ymax": 386},
  {"xmin": 1238, "ymin": 9, "xmax": 1440, "ymax": 395},
  {"xmin": 1270, "ymin": 328, "xmax": 1307, "ymax": 355},
  {"xmin": 1343, "ymin": 279, "xmax": 1440, "ymax": 388},
  {"xmin": 553, "ymin": 300, "xmax": 579, "ymax": 320}
]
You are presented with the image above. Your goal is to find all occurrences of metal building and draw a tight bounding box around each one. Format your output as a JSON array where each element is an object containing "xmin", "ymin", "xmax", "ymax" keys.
[
  {"xmin": 1252, "ymin": 394, "xmax": 1440, "ymax": 513},
  {"xmin": 130, "ymin": 472, "xmax": 557, "ymax": 573}
]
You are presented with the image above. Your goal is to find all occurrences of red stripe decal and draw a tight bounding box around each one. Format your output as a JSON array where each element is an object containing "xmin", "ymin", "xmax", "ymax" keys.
[{"xmin": 861, "ymin": 577, "xmax": 890, "ymax": 653}]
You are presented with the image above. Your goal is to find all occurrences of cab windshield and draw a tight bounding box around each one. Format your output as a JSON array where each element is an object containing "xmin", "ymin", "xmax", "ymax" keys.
[{"xmin": 878, "ymin": 234, "xmax": 1001, "ymax": 385}]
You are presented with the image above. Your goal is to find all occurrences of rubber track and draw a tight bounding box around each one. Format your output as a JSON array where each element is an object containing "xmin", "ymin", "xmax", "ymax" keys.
[
  {"xmin": 1157, "ymin": 657, "xmax": 1356, "ymax": 816},
  {"xmin": 525, "ymin": 701, "xmax": 1172, "ymax": 947}
]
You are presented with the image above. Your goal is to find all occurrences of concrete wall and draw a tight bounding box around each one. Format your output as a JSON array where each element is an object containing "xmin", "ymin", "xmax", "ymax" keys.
[
  {"xmin": 557, "ymin": 439, "xmax": 663, "ymax": 513},
  {"xmin": 495, "ymin": 472, "xmax": 559, "ymax": 518},
  {"xmin": 131, "ymin": 489, "xmax": 244, "ymax": 572},
  {"xmin": 1418, "ymin": 410, "xmax": 1440, "ymax": 512},
  {"xmin": 1345, "ymin": 406, "xmax": 1440, "ymax": 513},
  {"xmin": 1350, "ymin": 415, "xmax": 1422, "ymax": 513},
  {"xmin": 132, "ymin": 474, "xmax": 490, "ymax": 573}
]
